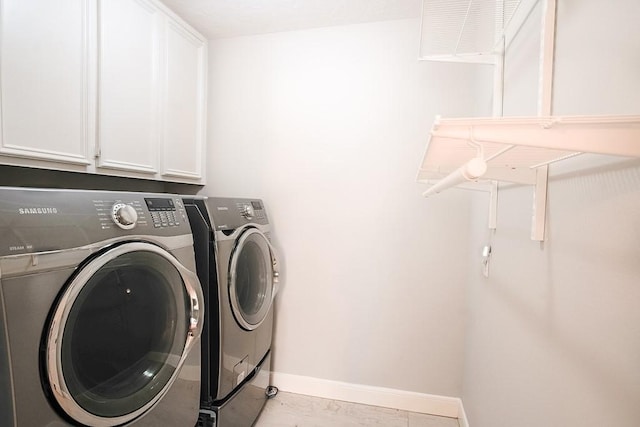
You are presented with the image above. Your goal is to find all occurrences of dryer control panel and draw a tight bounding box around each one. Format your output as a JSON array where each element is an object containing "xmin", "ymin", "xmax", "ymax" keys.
[
  {"xmin": 206, "ymin": 197, "xmax": 269, "ymax": 231},
  {"xmin": 238, "ymin": 200, "xmax": 266, "ymax": 221}
]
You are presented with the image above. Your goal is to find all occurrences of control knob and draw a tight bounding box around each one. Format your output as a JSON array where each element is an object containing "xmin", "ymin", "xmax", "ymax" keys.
[
  {"xmin": 240, "ymin": 204, "xmax": 254, "ymax": 220},
  {"xmin": 112, "ymin": 203, "xmax": 138, "ymax": 229}
]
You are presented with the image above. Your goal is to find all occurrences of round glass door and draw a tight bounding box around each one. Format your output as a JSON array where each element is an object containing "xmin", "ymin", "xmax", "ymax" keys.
[
  {"xmin": 45, "ymin": 242, "xmax": 202, "ymax": 427},
  {"xmin": 229, "ymin": 228, "xmax": 275, "ymax": 330}
]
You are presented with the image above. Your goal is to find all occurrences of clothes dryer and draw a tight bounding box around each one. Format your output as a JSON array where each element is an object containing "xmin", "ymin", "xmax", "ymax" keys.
[
  {"xmin": 184, "ymin": 197, "xmax": 279, "ymax": 427},
  {"xmin": 0, "ymin": 187, "xmax": 204, "ymax": 427}
]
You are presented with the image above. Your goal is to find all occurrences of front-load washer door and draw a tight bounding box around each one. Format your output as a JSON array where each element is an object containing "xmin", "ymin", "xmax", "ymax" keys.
[
  {"xmin": 229, "ymin": 228, "xmax": 278, "ymax": 331},
  {"xmin": 45, "ymin": 241, "xmax": 203, "ymax": 427}
]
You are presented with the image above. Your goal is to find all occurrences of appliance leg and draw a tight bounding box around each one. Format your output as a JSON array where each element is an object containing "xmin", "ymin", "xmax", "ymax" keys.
[{"xmin": 265, "ymin": 386, "xmax": 279, "ymax": 399}]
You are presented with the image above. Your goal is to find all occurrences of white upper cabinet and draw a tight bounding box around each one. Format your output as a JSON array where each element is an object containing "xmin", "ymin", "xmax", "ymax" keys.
[
  {"xmin": 97, "ymin": 0, "xmax": 160, "ymax": 175},
  {"xmin": 161, "ymin": 20, "xmax": 206, "ymax": 182},
  {"xmin": 0, "ymin": 0, "xmax": 207, "ymax": 184},
  {"xmin": 96, "ymin": 0, "xmax": 207, "ymax": 183},
  {"xmin": 0, "ymin": 0, "xmax": 94, "ymax": 169}
]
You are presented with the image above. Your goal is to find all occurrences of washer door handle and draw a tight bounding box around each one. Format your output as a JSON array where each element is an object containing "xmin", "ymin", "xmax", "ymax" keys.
[
  {"xmin": 177, "ymin": 267, "xmax": 204, "ymax": 351},
  {"xmin": 189, "ymin": 297, "xmax": 199, "ymax": 333}
]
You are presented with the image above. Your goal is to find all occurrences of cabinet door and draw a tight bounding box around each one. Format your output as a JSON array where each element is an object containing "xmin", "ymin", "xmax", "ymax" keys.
[
  {"xmin": 97, "ymin": 0, "xmax": 159, "ymax": 175},
  {"xmin": 162, "ymin": 20, "xmax": 206, "ymax": 182},
  {"xmin": 0, "ymin": 0, "xmax": 93, "ymax": 167}
]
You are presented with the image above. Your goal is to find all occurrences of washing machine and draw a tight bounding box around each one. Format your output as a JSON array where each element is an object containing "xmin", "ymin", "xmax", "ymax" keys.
[
  {"xmin": 183, "ymin": 197, "xmax": 279, "ymax": 427},
  {"xmin": 0, "ymin": 187, "xmax": 204, "ymax": 427}
]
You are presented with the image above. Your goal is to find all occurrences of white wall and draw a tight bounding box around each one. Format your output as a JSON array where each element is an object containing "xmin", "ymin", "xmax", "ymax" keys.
[
  {"xmin": 205, "ymin": 18, "xmax": 490, "ymax": 397},
  {"xmin": 462, "ymin": 1, "xmax": 640, "ymax": 426}
]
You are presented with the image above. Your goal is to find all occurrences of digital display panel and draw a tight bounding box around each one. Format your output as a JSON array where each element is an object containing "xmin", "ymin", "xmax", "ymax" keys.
[
  {"xmin": 145, "ymin": 198, "xmax": 175, "ymax": 211},
  {"xmin": 251, "ymin": 201, "xmax": 263, "ymax": 210}
]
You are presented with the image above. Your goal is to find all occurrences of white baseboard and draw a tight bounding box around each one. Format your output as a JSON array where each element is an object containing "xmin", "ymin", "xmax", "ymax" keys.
[
  {"xmin": 270, "ymin": 371, "xmax": 464, "ymax": 420},
  {"xmin": 457, "ymin": 398, "xmax": 470, "ymax": 427}
]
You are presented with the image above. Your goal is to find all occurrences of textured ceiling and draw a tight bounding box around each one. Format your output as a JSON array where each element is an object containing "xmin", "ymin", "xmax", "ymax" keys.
[{"xmin": 159, "ymin": 0, "xmax": 422, "ymax": 39}]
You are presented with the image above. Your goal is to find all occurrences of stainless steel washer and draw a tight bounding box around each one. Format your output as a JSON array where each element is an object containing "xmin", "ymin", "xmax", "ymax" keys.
[{"xmin": 0, "ymin": 187, "xmax": 204, "ymax": 427}]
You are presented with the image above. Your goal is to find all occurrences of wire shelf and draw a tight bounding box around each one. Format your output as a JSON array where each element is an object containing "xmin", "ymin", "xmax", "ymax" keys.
[
  {"xmin": 419, "ymin": 0, "xmax": 523, "ymax": 63},
  {"xmin": 417, "ymin": 115, "xmax": 640, "ymax": 186}
]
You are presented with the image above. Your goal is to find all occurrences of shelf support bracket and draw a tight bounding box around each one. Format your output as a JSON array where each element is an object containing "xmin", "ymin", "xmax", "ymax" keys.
[
  {"xmin": 530, "ymin": 0, "xmax": 555, "ymax": 242},
  {"xmin": 488, "ymin": 180, "xmax": 498, "ymax": 230},
  {"xmin": 531, "ymin": 165, "xmax": 548, "ymax": 241}
]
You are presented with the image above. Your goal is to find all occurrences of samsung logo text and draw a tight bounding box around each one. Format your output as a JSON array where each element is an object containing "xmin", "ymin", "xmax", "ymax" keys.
[{"xmin": 18, "ymin": 207, "xmax": 59, "ymax": 215}]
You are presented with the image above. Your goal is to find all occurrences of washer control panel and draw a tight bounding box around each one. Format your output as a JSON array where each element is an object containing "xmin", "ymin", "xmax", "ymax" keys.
[
  {"xmin": 0, "ymin": 188, "xmax": 196, "ymax": 257},
  {"xmin": 145, "ymin": 198, "xmax": 184, "ymax": 228},
  {"xmin": 95, "ymin": 196, "xmax": 188, "ymax": 231},
  {"xmin": 111, "ymin": 203, "xmax": 138, "ymax": 229}
]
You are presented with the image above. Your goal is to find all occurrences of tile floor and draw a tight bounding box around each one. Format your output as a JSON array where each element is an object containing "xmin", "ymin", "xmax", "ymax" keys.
[{"xmin": 254, "ymin": 391, "xmax": 460, "ymax": 427}]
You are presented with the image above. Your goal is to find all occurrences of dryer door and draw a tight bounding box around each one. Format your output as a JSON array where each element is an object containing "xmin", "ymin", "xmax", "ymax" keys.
[
  {"xmin": 45, "ymin": 241, "xmax": 203, "ymax": 427},
  {"xmin": 229, "ymin": 228, "xmax": 279, "ymax": 331}
]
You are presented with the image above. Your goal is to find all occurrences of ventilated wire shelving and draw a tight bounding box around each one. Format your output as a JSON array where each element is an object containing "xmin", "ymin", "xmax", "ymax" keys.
[
  {"xmin": 419, "ymin": 0, "xmax": 523, "ymax": 63},
  {"xmin": 417, "ymin": 0, "xmax": 640, "ymax": 241},
  {"xmin": 417, "ymin": 115, "xmax": 640, "ymax": 189}
]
